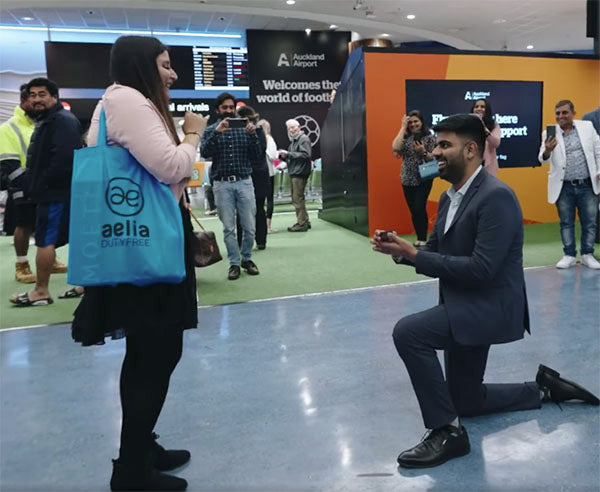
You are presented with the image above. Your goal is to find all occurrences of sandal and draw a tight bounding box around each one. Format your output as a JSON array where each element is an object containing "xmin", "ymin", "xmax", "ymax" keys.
[
  {"xmin": 58, "ymin": 287, "xmax": 84, "ymax": 299},
  {"xmin": 10, "ymin": 292, "xmax": 54, "ymax": 307}
]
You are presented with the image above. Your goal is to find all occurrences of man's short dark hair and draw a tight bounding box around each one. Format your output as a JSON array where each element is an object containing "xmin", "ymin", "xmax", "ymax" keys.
[
  {"xmin": 19, "ymin": 83, "xmax": 29, "ymax": 102},
  {"xmin": 26, "ymin": 78, "xmax": 59, "ymax": 98},
  {"xmin": 432, "ymin": 114, "xmax": 487, "ymax": 158},
  {"xmin": 215, "ymin": 92, "xmax": 236, "ymax": 109},
  {"xmin": 555, "ymin": 99, "xmax": 574, "ymax": 112}
]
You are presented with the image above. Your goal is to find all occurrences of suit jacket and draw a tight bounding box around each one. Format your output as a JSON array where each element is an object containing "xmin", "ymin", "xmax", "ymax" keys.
[
  {"xmin": 399, "ymin": 169, "xmax": 530, "ymax": 346},
  {"xmin": 538, "ymin": 120, "xmax": 600, "ymax": 204}
]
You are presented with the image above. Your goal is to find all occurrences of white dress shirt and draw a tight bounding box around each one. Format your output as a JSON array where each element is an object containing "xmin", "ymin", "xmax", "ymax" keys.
[{"xmin": 444, "ymin": 165, "xmax": 483, "ymax": 234}]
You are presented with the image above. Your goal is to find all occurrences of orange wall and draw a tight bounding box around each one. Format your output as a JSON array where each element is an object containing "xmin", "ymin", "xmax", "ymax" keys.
[{"xmin": 364, "ymin": 52, "xmax": 600, "ymax": 235}]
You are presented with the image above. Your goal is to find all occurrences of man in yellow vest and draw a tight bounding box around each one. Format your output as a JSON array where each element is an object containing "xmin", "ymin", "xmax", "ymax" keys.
[{"xmin": 0, "ymin": 83, "xmax": 68, "ymax": 282}]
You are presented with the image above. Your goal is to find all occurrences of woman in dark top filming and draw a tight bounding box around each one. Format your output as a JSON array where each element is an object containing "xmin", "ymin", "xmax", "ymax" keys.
[{"xmin": 71, "ymin": 35, "xmax": 208, "ymax": 491}]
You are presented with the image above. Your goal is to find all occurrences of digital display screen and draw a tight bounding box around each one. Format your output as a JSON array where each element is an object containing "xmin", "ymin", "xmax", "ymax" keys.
[
  {"xmin": 45, "ymin": 42, "xmax": 249, "ymax": 92},
  {"xmin": 405, "ymin": 80, "xmax": 543, "ymax": 168}
]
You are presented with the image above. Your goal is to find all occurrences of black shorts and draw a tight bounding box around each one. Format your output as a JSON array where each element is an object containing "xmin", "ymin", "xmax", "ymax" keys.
[
  {"xmin": 14, "ymin": 201, "xmax": 36, "ymax": 229},
  {"xmin": 35, "ymin": 201, "xmax": 70, "ymax": 248}
]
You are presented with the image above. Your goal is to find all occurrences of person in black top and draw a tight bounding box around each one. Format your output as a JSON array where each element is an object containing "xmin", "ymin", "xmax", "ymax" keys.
[
  {"xmin": 9, "ymin": 78, "xmax": 82, "ymax": 307},
  {"xmin": 235, "ymin": 105, "xmax": 270, "ymax": 249}
]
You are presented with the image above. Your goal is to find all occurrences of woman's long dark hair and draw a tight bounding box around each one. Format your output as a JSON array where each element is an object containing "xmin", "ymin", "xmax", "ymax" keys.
[
  {"xmin": 110, "ymin": 36, "xmax": 179, "ymax": 143},
  {"xmin": 470, "ymin": 98, "xmax": 495, "ymax": 133},
  {"xmin": 406, "ymin": 110, "xmax": 430, "ymax": 140}
]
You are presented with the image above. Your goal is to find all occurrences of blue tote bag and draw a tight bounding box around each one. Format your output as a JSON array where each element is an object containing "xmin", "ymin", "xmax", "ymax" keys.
[{"xmin": 67, "ymin": 108, "xmax": 185, "ymax": 287}]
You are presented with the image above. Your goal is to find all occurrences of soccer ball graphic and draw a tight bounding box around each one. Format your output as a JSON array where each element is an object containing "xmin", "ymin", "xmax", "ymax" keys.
[{"xmin": 294, "ymin": 114, "xmax": 320, "ymax": 147}]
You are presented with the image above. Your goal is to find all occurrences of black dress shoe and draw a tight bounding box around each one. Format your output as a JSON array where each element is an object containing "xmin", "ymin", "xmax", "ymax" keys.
[
  {"xmin": 536, "ymin": 364, "xmax": 600, "ymax": 405},
  {"xmin": 397, "ymin": 425, "xmax": 470, "ymax": 468},
  {"xmin": 257, "ymin": 244, "xmax": 266, "ymax": 250},
  {"xmin": 110, "ymin": 459, "xmax": 188, "ymax": 491},
  {"xmin": 227, "ymin": 265, "xmax": 241, "ymax": 280},
  {"xmin": 151, "ymin": 433, "xmax": 191, "ymax": 471},
  {"xmin": 241, "ymin": 260, "xmax": 259, "ymax": 275}
]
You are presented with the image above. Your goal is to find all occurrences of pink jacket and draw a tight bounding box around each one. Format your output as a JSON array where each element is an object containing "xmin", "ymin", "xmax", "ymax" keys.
[
  {"xmin": 87, "ymin": 84, "xmax": 196, "ymax": 201},
  {"xmin": 483, "ymin": 124, "xmax": 501, "ymax": 177}
]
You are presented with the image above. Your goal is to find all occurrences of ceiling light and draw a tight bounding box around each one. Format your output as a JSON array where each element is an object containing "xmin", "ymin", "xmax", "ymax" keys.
[
  {"xmin": 329, "ymin": 24, "xmax": 338, "ymax": 29},
  {"xmin": 493, "ymin": 18, "xmax": 507, "ymax": 24},
  {"xmin": 381, "ymin": 33, "xmax": 390, "ymax": 37},
  {"xmin": 406, "ymin": 14, "xmax": 416, "ymax": 20},
  {"xmin": 21, "ymin": 17, "xmax": 34, "ymax": 21},
  {"xmin": 0, "ymin": 25, "xmax": 242, "ymax": 38},
  {"xmin": 286, "ymin": 0, "xmax": 296, "ymax": 4},
  {"xmin": 526, "ymin": 44, "xmax": 534, "ymax": 49},
  {"xmin": 305, "ymin": 28, "xmax": 311, "ymax": 34}
]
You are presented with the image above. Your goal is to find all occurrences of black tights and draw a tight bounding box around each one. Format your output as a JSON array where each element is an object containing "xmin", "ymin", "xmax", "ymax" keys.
[
  {"xmin": 403, "ymin": 181, "xmax": 433, "ymax": 241},
  {"xmin": 118, "ymin": 328, "xmax": 183, "ymax": 467}
]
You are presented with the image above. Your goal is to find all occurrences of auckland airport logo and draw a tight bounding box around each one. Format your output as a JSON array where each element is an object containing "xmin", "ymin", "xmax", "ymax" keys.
[
  {"xmin": 464, "ymin": 91, "xmax": 491, "ymax": 100},
  {"xmin": 277, "ymin": 52, "xmax": 325, "ymax": 68}
]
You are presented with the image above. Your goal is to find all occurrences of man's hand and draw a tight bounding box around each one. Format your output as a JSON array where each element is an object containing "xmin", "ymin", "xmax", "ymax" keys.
[
  {"xmin": 278, "ymin": 149, "xmax": 288, "ymax": 159},
  {"xmin": 216, "ymin": 118, "xmax": 230, "ymax": 133},
  {"xmin": 371, "ymin": 229, "xmax": 418, "ymax": 262},
  {"xmin": 245, "ymin": 121, "xmax": 256, "ymax": 135},
  {"xmin": 543, "ymin": 136, "xmax": 557, "ymax": 158}
]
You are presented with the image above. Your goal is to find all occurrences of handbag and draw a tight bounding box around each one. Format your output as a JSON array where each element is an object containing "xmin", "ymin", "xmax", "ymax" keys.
[
  {"xmin": 67, "ymin": 108, "xmax": 186, "ymax": 287},
  {"xmin": 189, "ymin": 209, "xmax": 223, "ymax": 268},
  {"xmin": 418, "ymin": 159, "xmax": 440, "ymax": 180}
]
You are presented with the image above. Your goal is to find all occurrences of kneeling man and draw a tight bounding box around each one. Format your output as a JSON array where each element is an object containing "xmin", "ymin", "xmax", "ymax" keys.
[{"xmin": 372, "ymin": 114, "xmax": 599, "ymax": 468}]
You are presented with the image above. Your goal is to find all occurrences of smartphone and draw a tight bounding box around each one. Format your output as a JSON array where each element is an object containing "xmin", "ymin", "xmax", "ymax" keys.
[
  {"xmin": 379, "ymin": 230, "xmax": 394, "ymax": 242},
  {"xmin": 228, "ymin": 118, "xmax": 248, "ymax": 129},
  {"xmin": 546, "ymin": 125, "xmax": 556, "ymax": 139}
]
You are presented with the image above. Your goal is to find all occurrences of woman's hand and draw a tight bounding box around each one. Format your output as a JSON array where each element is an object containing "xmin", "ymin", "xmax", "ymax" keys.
[
  {"xmin": 413, "ymin": 140, "xmax": 425, "ymax": 154},
  {"xmin": 182, "ymin": 112, "xmax": 209, "ymax": 136},
  {"xmin": 401, "ymin": 114, "xmax": 409, "ymax": 130}
]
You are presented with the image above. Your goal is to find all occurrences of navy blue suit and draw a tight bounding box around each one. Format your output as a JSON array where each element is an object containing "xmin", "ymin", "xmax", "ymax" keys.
[{"xmin": 393, "ymin": 168, "xmax": 540, "ymax": 429}]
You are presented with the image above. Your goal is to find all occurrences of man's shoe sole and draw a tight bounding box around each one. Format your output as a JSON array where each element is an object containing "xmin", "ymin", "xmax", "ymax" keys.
[{"xmin": 537, "ymin": 364, "xmax": 600, "ymax": 405}]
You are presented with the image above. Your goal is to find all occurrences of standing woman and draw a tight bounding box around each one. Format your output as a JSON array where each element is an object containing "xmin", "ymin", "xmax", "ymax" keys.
[
  {"xmin": 257, "ymin": 118, "xmax": 278, "ymax": 233},
  {"xmin": 471, "ymin": 98, "xmax": 501, "ymax": 176},
  {"xmin": 71, "ymin": 36, "xmax": 207, "ymax": 491},
  {"xmin": 392, "ymin": 110, "xmax": 436, "ymax": 246}
]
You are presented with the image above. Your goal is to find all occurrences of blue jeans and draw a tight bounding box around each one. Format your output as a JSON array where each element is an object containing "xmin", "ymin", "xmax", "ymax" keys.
[
  {"xmin": 213, "ymin": 178, "xmax": 256, "ymax": 265},
  {"xmin": 555, "ymin": 181, "xmax": 598, "ymax": 256}
]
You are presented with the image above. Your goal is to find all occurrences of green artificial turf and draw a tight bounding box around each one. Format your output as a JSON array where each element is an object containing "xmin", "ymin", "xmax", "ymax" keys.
[{"xmin": 0, "ymin": 209, "xmax": 569, "ymax": 330}]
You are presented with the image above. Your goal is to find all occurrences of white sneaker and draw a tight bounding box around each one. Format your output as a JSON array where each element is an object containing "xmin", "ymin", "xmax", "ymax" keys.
[
  {"xmin": 581, "ymin": 254, "xmax": 600, "ymax": 270},
  {"xmin": 556, "ymin": 255, "xmax": 577, "ymax": 269}
]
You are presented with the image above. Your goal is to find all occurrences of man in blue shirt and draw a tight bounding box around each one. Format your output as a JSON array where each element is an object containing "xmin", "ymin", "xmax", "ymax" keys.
[{"xmin": 201, "ymin": 93, "xmax": 262, "ymax": 280}]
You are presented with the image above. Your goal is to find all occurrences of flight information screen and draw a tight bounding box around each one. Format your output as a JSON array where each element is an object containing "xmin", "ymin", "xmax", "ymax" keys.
[{"xmin": 192, "ymin": 47, "xmax": 248, "ymax": 89}]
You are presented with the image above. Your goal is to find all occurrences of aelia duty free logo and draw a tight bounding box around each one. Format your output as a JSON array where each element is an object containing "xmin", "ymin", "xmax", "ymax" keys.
[{"xmin": 105, "ymin": 177, "xmax": 145, "ymax": 217}]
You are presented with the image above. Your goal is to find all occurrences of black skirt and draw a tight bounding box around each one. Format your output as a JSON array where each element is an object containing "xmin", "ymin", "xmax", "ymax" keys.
[{"xmin": 71, "ymin": 203, "xmax": 198, "ymax": 346}]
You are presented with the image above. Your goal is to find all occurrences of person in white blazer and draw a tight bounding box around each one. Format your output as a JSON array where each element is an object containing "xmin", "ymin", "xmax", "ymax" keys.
[{"xmin": 538, "ymin": 99, "xmax": 600, "ymax": 270}]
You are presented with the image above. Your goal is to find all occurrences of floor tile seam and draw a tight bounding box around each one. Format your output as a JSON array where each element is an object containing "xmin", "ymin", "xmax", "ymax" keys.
[{"xmin": 0, "ymin": 265, "xmax": 557, "ymax": 333}]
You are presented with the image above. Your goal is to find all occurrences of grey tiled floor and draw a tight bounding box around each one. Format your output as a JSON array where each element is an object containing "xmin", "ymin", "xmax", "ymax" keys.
[{"xmin": 1, "ymin": 266, "xmax": 599, "ymax": 491}]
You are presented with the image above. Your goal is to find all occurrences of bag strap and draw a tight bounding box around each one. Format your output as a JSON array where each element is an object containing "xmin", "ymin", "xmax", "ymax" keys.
[
  {"xmin": 188, "ymin": 209, "xmax": 206, "ymax": 231},
  {"xmin": 97, "ymin": 108, "xmax": 109, "ymax": 147}
]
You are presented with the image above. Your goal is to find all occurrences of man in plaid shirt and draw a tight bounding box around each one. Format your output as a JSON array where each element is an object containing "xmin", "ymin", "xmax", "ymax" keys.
[{"xmin": 201, "ymin": 92, "xmax": 262, "ymax": 280}]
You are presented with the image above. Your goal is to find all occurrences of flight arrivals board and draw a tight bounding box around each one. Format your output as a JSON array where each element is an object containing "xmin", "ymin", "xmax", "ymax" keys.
[{"xmin": 192, "ymin": 47, "xmax": 249, "ymax": 90}]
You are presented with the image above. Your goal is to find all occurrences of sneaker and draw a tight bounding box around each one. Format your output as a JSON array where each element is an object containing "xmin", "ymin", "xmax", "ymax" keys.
[
  {"xmin": 15, "ymin": 261, "xmax": 36, "ymax": 283},
  {"xmin": 241, "ymin": 260, "xmax": 259, "ymax": 275},
  {"xmin": 52, "ymin": 260, "xmax": 68, "ymax": 273},
  {"xmin": 556, "ymin": 255, "xmax": 576, "ymax": 269},
  {"xmin": 206, "ymin": 209, "xmax": 217, "ymax": 216},
  {"xmin": 581, "ymin": 254, "xmax": 600, "ymax": 270}
]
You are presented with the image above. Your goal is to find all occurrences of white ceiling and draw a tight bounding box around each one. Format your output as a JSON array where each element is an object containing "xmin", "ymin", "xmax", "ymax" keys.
[{"xmin": 0, "ymin": 0, "xmax": 594, "ymax": 52}]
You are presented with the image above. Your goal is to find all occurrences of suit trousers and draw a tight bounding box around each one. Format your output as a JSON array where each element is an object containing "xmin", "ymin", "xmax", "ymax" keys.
[{"xmin": 393, "ymin": 304, "xmax": 541, "ymax": 429}]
